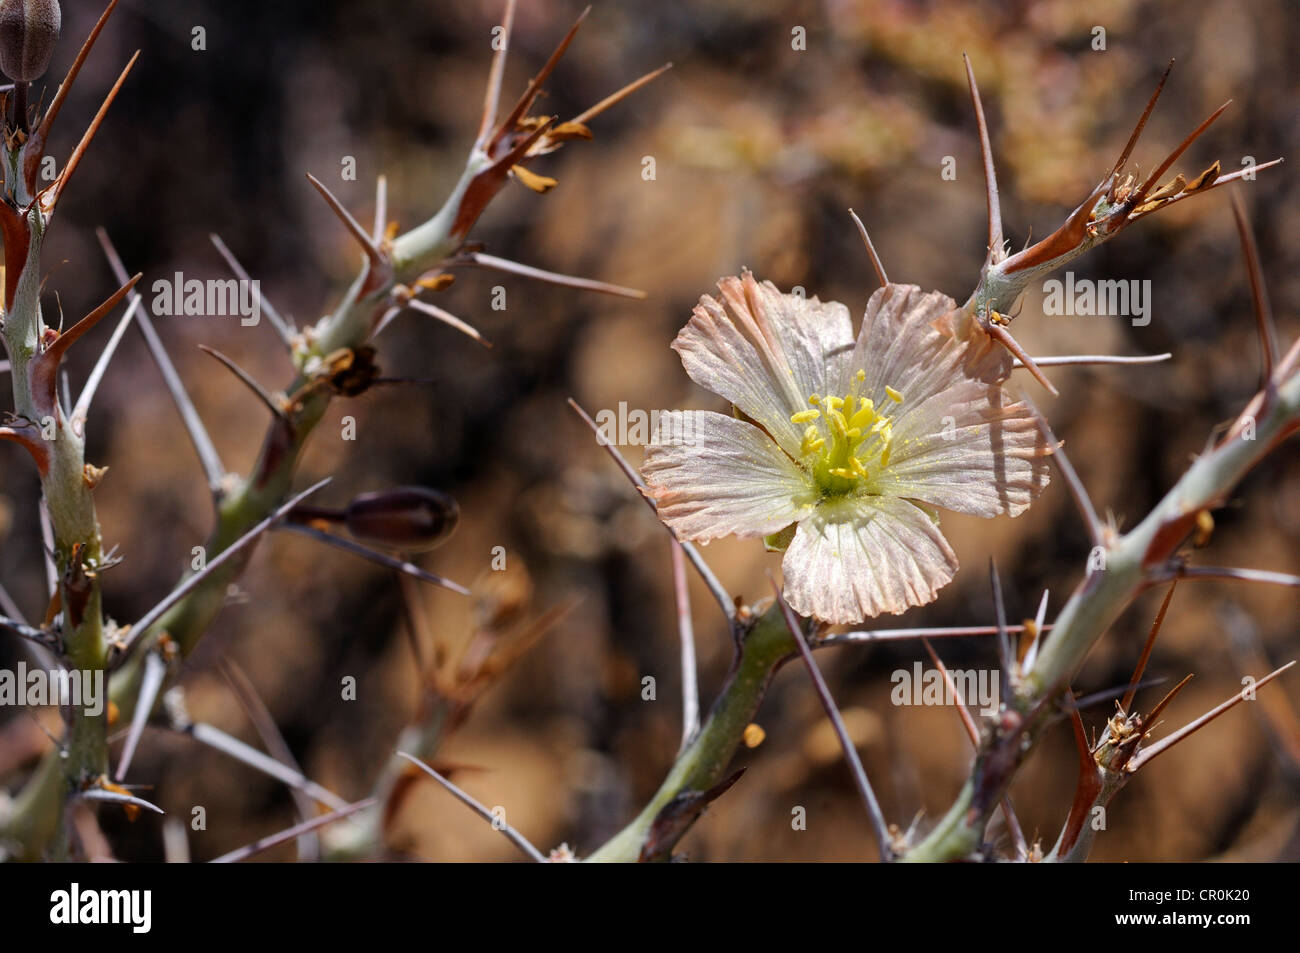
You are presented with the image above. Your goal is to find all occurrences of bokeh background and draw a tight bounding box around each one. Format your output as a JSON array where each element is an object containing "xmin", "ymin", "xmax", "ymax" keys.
[{"xmin": 3, "ymin": 0, "xmax": 1300, "ymax": 861}]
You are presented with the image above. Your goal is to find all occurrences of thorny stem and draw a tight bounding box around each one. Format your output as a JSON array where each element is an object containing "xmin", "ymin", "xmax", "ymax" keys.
[
  {"xmin": 585, "ymin": 606, "xmax": 796, "ymax": 862},
  {"xmin": 904, "ymin": 357, "xmax": 1300, "ymax": 862}
]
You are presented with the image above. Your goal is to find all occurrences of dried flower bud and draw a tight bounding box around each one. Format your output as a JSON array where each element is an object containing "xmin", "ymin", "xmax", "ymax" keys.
[
  {"xmin": 0, "ymin": 0, "xmax": 61, "ymax": 83},
  {"xmin": 342, "ymin": 486, "xmax": 459, "ymax": 552}
]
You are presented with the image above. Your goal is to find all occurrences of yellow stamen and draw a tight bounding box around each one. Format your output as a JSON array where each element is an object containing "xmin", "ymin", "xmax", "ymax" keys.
[
  {"xmin": 790, "ymin": 409, "xmax": 820, "ymax": 424},
  {"xmin": 885, "ymin": 385, "xmax": 904, "ymax": 403},
  {"xmin": 855, "ymin": 369, "xmax": 866, "ymax": 382}
]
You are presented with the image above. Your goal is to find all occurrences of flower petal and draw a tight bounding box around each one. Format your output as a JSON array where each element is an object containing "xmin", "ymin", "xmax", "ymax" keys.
[
  {"xmin": 642, "ymin": 410, "xmax": 817, "ymax": 542},
  {"xmin": 673, "ymin": 271, "xmax": 853, "ymax": 456},
  {"xmin": 782, "ymin": 496, "xmax": 958, "ymax": 623},
  {"xmin": 852, "ymin": 283, "xmax": 1050, "ymax": 517}
]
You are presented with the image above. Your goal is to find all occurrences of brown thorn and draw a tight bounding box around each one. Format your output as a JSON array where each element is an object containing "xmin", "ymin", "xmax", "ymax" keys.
[
  {"xmin": 494, "ymin": 5, "xmax": 590, "ymax": 141},
  {"xmin": 922, "ymin": 638, "xmax": 979, "ymax": 746},
  {"xmin": 1228, "ymin": 190, "xmax": 1279, "ymax": 386},
  {"xmin": 570, "ymin": 62, "xmax": 673, "ymax": 127},
  {"xmin": 50, "ymin": 51, "xmax": 141, "ymax": 214},
  {"xmin": 1131, "ymin": 662, "xmax": 1297, "ymax": 770},
  {"xmin": 1110, "ymin": 60, "xmax": 1174, "ymax": 180},
  {"xmin": 25, "ymin": 0, "xmax": 122, "ymax": 193},
  {"xmin": 1121, "ymin": 581, "xmax": 1177, "ymax": 715},
  {"xmin": 475, "ymin": 0, "xmax": 518, "ymax": 150},
  {"xmin": 1141, "ymin": 673, "xmax": 1195, "ymax": 738},
  {"xmin": 986, "ymin": 322, "xmax": 1058, "ymax": 395},
  {"xmin": 1129, "ymin": 101, "xmax": 1232, "ymax": 210},
  {"xmin": 963, "ymin": 53, "xmax": 1004, "ymax": 265},
  {"xmin": 197, "ymin": 345, "xmax": 290, "ymax": 423}
]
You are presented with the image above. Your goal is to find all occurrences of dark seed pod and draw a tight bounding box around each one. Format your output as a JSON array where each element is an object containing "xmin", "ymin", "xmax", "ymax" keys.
[
  {"xmin": 343, "ymin": 486, "xmax": 459, "ymax": 552},
  {"xmin": 0, "ymin": 0, "xmax": 61, "ymax": 83}
]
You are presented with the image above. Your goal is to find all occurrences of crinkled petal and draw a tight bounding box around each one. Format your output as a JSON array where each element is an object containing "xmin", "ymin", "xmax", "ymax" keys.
[
  {"xmin": 642, "ymin": 410, "xmax": 817, "ymax": 542},
  {"xmin": 673, "ymin": 271, "xmax": 853, "ymax": 457},
  {"xmin": 782, "ymin": 496, "xmax": 958, "ymax": 623},
  {"xmin": 852, "ymin": 283, "xmax": 1050, "ymax": 517}
]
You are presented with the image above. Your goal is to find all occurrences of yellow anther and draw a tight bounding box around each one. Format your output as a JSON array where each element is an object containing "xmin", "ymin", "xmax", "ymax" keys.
[
  {"xmin": 885, "ymin": 385, "xmax": 904, "ymax": 403},
  {"xmin": 790, "ymin": 409, "xmax": 821, "ymax": 424},
  {"xmin": 825, "ymin": 396, "xmax": 844, "ymax": 411},
  {"xmin": 808, "ymin": 394, "xmax": 821, "ymax": 406},
  {"xmin": 881, "ymin": 443, "xmax": 892, "ymax": 468}
]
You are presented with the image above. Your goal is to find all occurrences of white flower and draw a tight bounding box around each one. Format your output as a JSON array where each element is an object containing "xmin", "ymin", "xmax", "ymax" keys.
[{"xmin": 642, "ymin": 272, "xmax": 1051, "ymax": 624}]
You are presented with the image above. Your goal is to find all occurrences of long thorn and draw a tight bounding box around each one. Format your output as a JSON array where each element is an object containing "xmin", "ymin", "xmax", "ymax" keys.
[
  {"xmin": 964, "ymin": 53, "xmax": 1004, "ymax": 265},
  {"xmin": 922, "ymin": 639, "xmax": 979, "ymax": 744},
  {"xmin": 670, "ymin": 539, "xmax": 700, "ymax": 750},
  {"xmin": 220, "ymin": 659, "xmax": 323, "ymax": 860},
  {"xmin": 210, "ymin": 798, "xmax": 375, "ymax": 863},
  {"xmin": 1110, "ymin": 60, "xmax": 1174, "ymax": 179},
  {"xmin": 923, "ymin": 637, "xmax": 1028, "ymax": 858},
  {"xmin": 1131, "ymin": 662, "xmax": 1297, "ymax": 770},
  {"xmin": 306, "ymin": 173, "xmax": 386, "ymax": 265},
  {"xmin": 987, "ymin": 323, "xmax": 1058, "ymax": 395},
  {"xmin": 819, "ymin": 623, "xmax": 1045, "ymax": 648},
  {"xmin": 457, "ymin": 251, "xmax": 646, "ymax": 299},
  {"xmin": 40, "ymin": 274, "xmax": 141, "ymax": 367},
  {"xmin": 1121, "ymin": 581, "xmax": 1177, "ymax": 714},
  {"xmin": 372, "ymin": 174, "xmax": 388, "ymax": 245},
  {"xmin": 1174, "ymin": 565, "xmax": 1300, "ymax": 588},
  {"xmin": 279, "ymin": 522, "xmax": 470, "ymax": 595},
  {"xmin": 989, "ymin": 558, "xmax": 1012, "ymax": 692},
  {"xmin": 0, "ymin": 613, "xmax": 59, "ymax": 651},
  {"xmin": 197, "ymin": 345, "xmax": 289, "ymax": 422},
  {"xmin": 98, "ymin": 229, "xmax": 226, "ymax": 493},
  {"xmin": 569, "ymin": 61, "xmax": 673, "ymax": 126},
  {"xmin": 73, "ymin": 295, "xmax": 144, "ymax": 423},
  {"xmin": 406, "ymin": 298, "xmax": 490, "ymax": 347},
  {"xmin": 1140, "ymin": 673, "xmax": 1195, "ymax": 737},
  {"xmin": 494, "ymin": 6, "xmax": 590, "ymax": 139},
  {"xmin": 1228, "ymin": 191, "xmax": 1279, "ymax": 386},
  {"xmin": 114, "ymin": 651, "xmax": 167, "ymax": 781},
  {"xmin": 1029, "ymin": 404, "xmax": 1105, "ymax": 548},
  {"xmin": 33, "ymin": 0, "xmax": 120, "ymax": 141},
  {"xmin": 476, "ymin": 0, "xmax": 518, "ymax": 150},
  {"xmin": 79, "ymin": 787, "xmax": 164, "ymax": 816},
  {"xmin": 847, "ymin": 208, "xmax": 888, "ymax": 287},
  {"xmin": 209, "ymin": 234, "xmax": 295, "ymax": 347},
  {"xmin": 1138, "ymin": 158, "xmax": 1284, "ymax": 217},
  {"xmin": 567, "ymin": 398, "xmax": 734, "ymax": 623},
  {"xmin": 1014, "ymin": 352, "xmax": 1172, "ymax": 369},
  {"xmin": 51, "ymin": 51, "xmax": 140, "ymax": 213},
  {"xmin": 395, "ymin": 751, "xmax": 547, "ymax": 862},
  {"xmin": 772, "ymin": 575, "xmax": 892, "ymax": 861},
  {"xmin": 1129, "ymin": 101, "xmax": 1232, "ymax": 210},
  {"xmin": 114, "ymin": 480, "xmax": 331, "ymax": 664},
  {"xmin": 182, "ymin": 722, "xmax": 349, "ymax": 811}
]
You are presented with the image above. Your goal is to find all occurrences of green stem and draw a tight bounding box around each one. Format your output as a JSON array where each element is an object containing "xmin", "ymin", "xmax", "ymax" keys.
[{"xmin": 586, "ymin": 607, "xmax": 795, "ymax": 862}]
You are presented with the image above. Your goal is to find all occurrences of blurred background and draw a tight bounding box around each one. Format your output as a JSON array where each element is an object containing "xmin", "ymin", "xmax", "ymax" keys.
[{"xmin": 2, "ymin": 0, "xmax": 1300, "ymax": 861}]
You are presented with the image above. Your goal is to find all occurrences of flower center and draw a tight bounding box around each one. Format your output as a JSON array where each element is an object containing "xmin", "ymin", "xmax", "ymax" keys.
[{"xmin": 789, "ymin": 369, "xmax": 903, "ymax": 498}]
